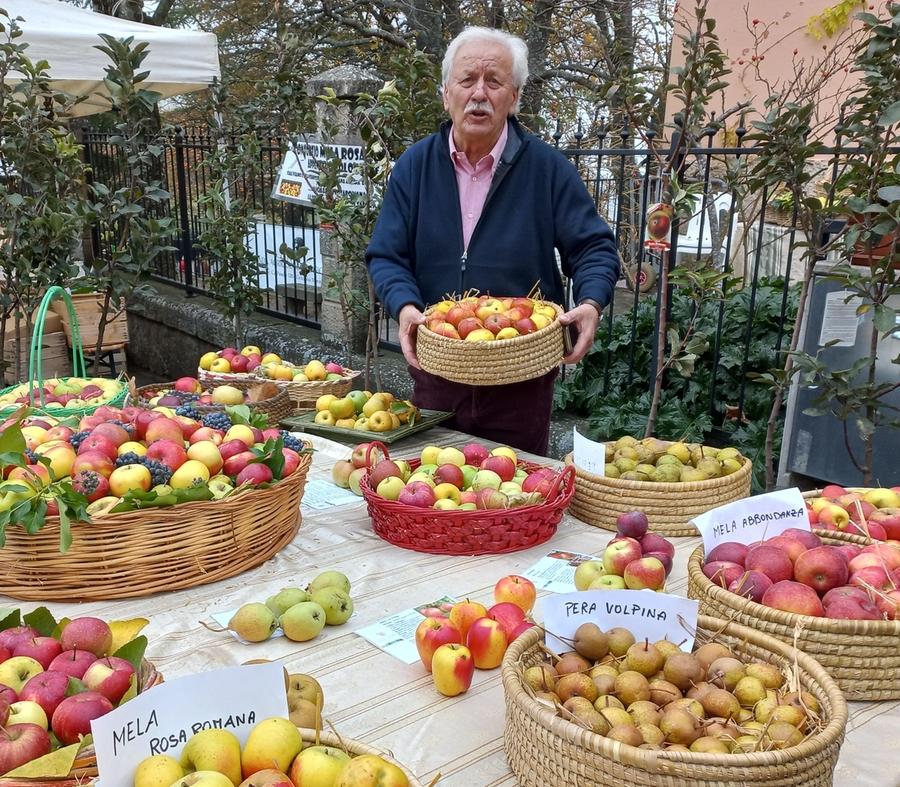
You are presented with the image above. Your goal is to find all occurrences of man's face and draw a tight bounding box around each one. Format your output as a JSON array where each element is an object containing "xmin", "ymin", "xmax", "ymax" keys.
[{"xmin": 443, "ymin": 40, "xmax": 518, "ymax": 150}]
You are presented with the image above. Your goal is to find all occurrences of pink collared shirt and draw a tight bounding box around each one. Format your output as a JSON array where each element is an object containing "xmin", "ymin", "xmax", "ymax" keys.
[{"xmin": 449, "ymin": 122, "xmax": 508, "ymax": 250}]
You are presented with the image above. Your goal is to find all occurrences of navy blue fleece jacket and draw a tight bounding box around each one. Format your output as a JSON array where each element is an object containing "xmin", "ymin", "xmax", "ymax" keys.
[{"xmin": 365, "ymin": 117, "xmax": 620, "ymax": 319}]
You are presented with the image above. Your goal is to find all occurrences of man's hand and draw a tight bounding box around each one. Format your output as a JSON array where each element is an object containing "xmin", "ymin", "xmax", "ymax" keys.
[
  {"xmin": 559, "ymin": 303, "xmax": 600, "ymax": 364},
  {"xmin": 398, "ymin": 304, "xmax": 426, "ymax": 368}
]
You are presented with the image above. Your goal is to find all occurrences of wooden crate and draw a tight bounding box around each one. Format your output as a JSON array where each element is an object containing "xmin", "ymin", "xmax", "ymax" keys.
[
  {"xmin": 2, "ymin": 331, "xmax": 73, "ymax": 384},
  {"xmin": 50, "ymin": 292, "xmax": 128, "ymax": 350}
]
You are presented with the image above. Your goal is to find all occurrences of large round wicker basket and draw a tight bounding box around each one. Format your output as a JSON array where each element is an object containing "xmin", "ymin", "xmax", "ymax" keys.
[
  {"xmin": 502, "ymin": 616, "xmax": 847, "ymax": 787},
  {"xmin": 564, "ymin": 445, "xmax": 752, "ymax": 537},
  {"xmin": 135, "ymin": 379, "xmax": 294, "ymax": 425},
  {"xmin": 686, "ymin": 530, "xmax": 900, "ymax": 701},
  {"xmin": 297, "ymin": 728, "xmax": 425, "ymax": 786},
  {"xmin": 0, "ymin": 659, "xmax": 162, "ymax": 786},
  {"xmin": 416, "ymin": 302, "xmax": 564, "ymax": 386},
  {"xmin": 0, "ymin": 454, "xmax": 311, "ymax": 601}
]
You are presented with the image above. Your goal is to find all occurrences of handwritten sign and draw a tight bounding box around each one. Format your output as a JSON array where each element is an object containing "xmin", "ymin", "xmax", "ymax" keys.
[
  {"xmin": 572, "ymin": 428, "xmax": 606, "ymax": 477},
  {"xmin": 272, "ymin": 141, "xmax": 365, "ymax": 205},
  {"xmin": 692, "ymin": 487, "xmax": 809, "ymax": 553},
  {"xmin": 92, "ymin": 663, "xmax": 288, "ymax": 783},
  {"xmin": 540, "ymin": 590, "xmax": 699, "ymax": 653}
]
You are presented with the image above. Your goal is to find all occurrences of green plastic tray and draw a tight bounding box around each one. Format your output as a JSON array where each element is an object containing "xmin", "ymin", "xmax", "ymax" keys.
[{"xmin": 281, "ymin": 408, "xmax": 454, "ymax": 444}]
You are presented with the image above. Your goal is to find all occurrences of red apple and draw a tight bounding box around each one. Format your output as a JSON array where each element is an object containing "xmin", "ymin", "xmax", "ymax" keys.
[
  {"xmin": 761, "ymin": 580, "xmax": 825, "ymax": 617},
  {"xmin": 145, "ymin": 439, "xmax": 188, "ymax": 471},
  {"xmin": 780, "ymin": 528, "xmax": 822, "ymax": 550},
  {"xmin": 51, "ymin": 692, "xmax": 114, "ymax": 745},
  {"xmin": 0, "ymin": 723, "xmax": 52, "ymax": 772},
  {"xmin": 132, "ymin": 410, "xmax": 164, "ymax": 439},
  {"xmin": 514, "ymin": 318, "xmax": 537, "ymax": 334},
  {"xmin": 793, "ymin": 546, "xmax": 849, "ymax": 594},
  {"xmin": 875, "ymin": 589, "xmax": 900, "ymax": 620},
  {"xmin": 19, "ymin": 671, "xmax": 69, "ymax": 718},
  {"xmin": 821, "ymin": 484, "xmax": 848, "ymax": 499},
  {"xmin": 766, "ymin": 535, "xmax": 808, "ymax": 565},
  {"xmin": 479, "ymin": 455, "xmax": 516, "ymax": 482},
  {"xmin": 72, "ymin": 451, "xmax": 115, "ymax": 479},
  {"xmin": 850, "ymin": 565, "xmax": 892, "ymax": 591},
  {"xmin": 487, "ymin": 602, "xmax": 526, "ymax": 639},
  {"xmin": 624, "ymin": 556, "xmax": 666, "ymax": 590},
  {"xmin": 445, "ymin": 306, "xmax": 475, "ymax": 328},
  {"xmin": 77, "ymin": 433, "xmax": 118, "ymax": 461},
  {"xmin": 466, "ymin": 617, "xmax": 508, "ymax": 669},
  {"xmin": 219, "ymin": 439, "xmax": 249, "ymax": 462},
  {"xmin": 602, "ymin": 537, "xmax": 643, "ymax": 576},
  {"xmin": 12, "ymin": 637, "xmax": 62, "ymax": 670},
  {"xmin": 434, "ymin": 463, "xmax": 465, "ymax": 489},
  {"xmin": 60, "ymin": 618, "xmax": 112, "ymax": 657},
  {"xmin": 0, "ymin": 627, "xmax": 38, "ymax": 653},
  {"xmin": 508, "ymin": 619, "xmax": 535, "ymax": 641},
  {"xmin": 398, "ymin": 481, "xmax": 436, "ymax": 508},
  {"xmin": 707, "ymin": 542, "xmax": 749, "ymax": 566},
  {"xmin": 461, "ymin": 443, "xmax": 489, "ymax": 466},
  {"xmin": 616, "ymin": 510, "xmax": 650, "ymax": 540},
  {"xmin": 48, "ymin": 649, "xmax": 97, "ymax": 679},
  {"xmin": 415, "ymin": 617, "xmax": 462, "ymax": 672},
  {"xmin": 494, "ymin": 575, "xmax": 537, "ymax": 614},
  {"xmin": 456, "ymin": 317, "xmax": 484, "ymax": 339},
  {"xmin": 835, "ymin": 544, "xmax": 863, "ymax": 564},
  {"xmin": 90, "ymin": 422, "xmax": 131, "ymax": 448},
  {"xmin": 644, "ymin": 550, "xmax": 673, "ymax": 575},
  {"xmin": 235, "ymin": 464, "xmax": 274, "ymax": 486},
  {"xmin": 639, "ymin": 533, "xmax": 675, "ymax": 559},
  {"xmin": 144, "ymin": 417, "xmax": 185, "ymax": 445},
  {"xmin": 281, "ymin": 448, "xmax": 300, "ymax": 477},
  {"xmin": 82, "ymin": 656, "xmax": 136, "ymax": 704},
  {"xmin": 745, "ymin": 544, "xmax": 794, "ymax": 583},
  {"xmin": 870, "ymin": 508, "xmax": 900, "ymax": 541},
  {"xmin": 860, "ymin": 543, "xmax": 900, "ymax": 570},
  {"xmin": 0, "ymin": 685, "xmax": 16, "ymax": 705},
  {"xmin": 189, "ymin": 427, "xmax": 225, "ymax": 446},
  {"xmin": 702, "ymin": 560, "xmax": 745, "ymax": 589},
  {"xmin": 474, "ymin": 488, "xmax": 508, "ymax": 510},
  {"xmin": 825, "ymin": 597, "xmax": 882, "ymax": 620},
  {"xmin": 351, "ymin": 442, "xmax": 381, "ymax": 469},
  {"xmin": 223, "ymin": 451, "xmax": 256, "ymax": 477},
  {"xmin": 822, "ymin": 585, "xmax": 870, "ymax": 607},
  {"xmin": 727, "ymin": 570, "xmax": 773, "ymax": 603}
]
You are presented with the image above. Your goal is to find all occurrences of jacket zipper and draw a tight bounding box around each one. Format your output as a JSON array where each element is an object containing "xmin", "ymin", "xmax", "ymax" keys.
[{"xmin": 459, "ymin": 250, "xmax": 468, "ymax": 294}]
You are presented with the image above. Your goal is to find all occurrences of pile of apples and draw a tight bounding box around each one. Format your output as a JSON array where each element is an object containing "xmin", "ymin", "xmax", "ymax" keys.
[
  {"xmin": 333, "ymin": 441, "xmax": 561, "ymax": 510},
  {"xmin": 806, "ymin": 484, "xmax": 900, "ymax": 540},
  {"xmin": 0, "ymin": 377, "xmax": 123, "ymax": 411},
  {"xmin": 702, "ymin": 530, "xmax": 900, "ymax": 620},
  {"xmin": 133, "ymin": 715, "xmax": 409, "ymax": 787},
  {"xmin": 601, "ymin": 436, "xmax": 746, "ymax": 483},
  {"xmin": 226, "ymin": 571, "xmax": 354, "ymax": 645},
  {"xmin": 0, "ymin": 613, "xmax": 147, "ymax": 773},
  {"xmin": 424, "ymin": 295, "xmax": 557, "ymax": 341},
  {"xmin": 199, "ymin": 346, "xmax": 350, "ymax": 384},
  {"xmin": 574, "ymin": 512, "xmax": 675, "ymax": 592},
  {"xmin": 2, "ymin": 406, "xmax": 306, "ymax": 520},
  {"xmin": 143, "ymin": 378, "xmax": 248, "ymax": 407},
  {"xmin": 417, "ymin": 576, "xmax": 537, "ymax": 697},
  {"xmin": 313, "ymin": 391, "xmax": 419, "ymax": 433},
  {"xmin": 525, "ymin": 622, "xmax": 818, "ymax": 754}
]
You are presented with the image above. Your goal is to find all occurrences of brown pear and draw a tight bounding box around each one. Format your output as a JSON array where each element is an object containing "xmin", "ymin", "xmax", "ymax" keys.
[
  {"xmin": 628, "ymin": 700, "xmax": 661, "ymax": 727},
  {"xmin": 608, "ymin": 724, "xmax": 644, "ymax": 746},
  {"xmin": 597, "ymin": 707, "xmax": 633, "ymax": 729},
  {"xmin": 571, "ymin": 707, "xmax": 610, "ymax": 735},
  {"xmin": 557, "ymin": 672, "xmax": 599, "ymax": 703},
  {"xmin": 590, "ymin": 664, "xmax": 619, "ymax": 679},
  {"xmin": 733, "ymin": 676, "xmax": 767, "ymax": 708},
  {"xmin": 690, "ymin": 736, "xmax": 729, "ymax": 753},
  {"xmin": 555, "ymin": 652, "xmax": 592, "ymax": 676},
  {"xmin": 772, "ymin": 704, "xmax": 807, "ymax": 730},
  {"xmin": 638, "ymin": 723, "xmax": 665, "ymax": 746},
  {"xmin": 607, "ymin": 627, "xmax": 636, "ymax": 657},
  {"xmin": 700, "ymin": 688, "xmax": 741, "ymax": 720},
  {"xmin": 563, "ymin": 696, "xmax": 596, "ymax": 715},
  {"xmin": 731, "ymin": 734, "xmax": 761, "ymax": 753},
  {"xmin": 624, "ymin": 640, "xmax": 664, "ymax": 677},
  {"xmin": 745, "ymin": 662, "xmax": 784, "ymax": 689},
  {"xmin": 573, "ymin": 622, "xmax": 610, "ymax": 661},
  {"xmin": 782, "ymin": 690, "xmax": 820, "ymax": 716},
  {"xmin": 653, "ymin": 640, "xmax": 682, "ymax": 659},
  {"xmin": 668, "ymin": 697, "xmax": 706, "ymax": 719},
  {"xmin": 765, "ymin": 721, "xmax": 804, "ymax": 749},
  {"xmin": 686, "ymin": 681, "xmax": 714, "ymax": 701},
  {"xmin": 594, "ymin": 694, "xmax": 625, "ymax": 710},
  {"xmin": 694, "ymin": 642, "xmax": 733, "ymax": 675},
  {"xmin": 648, "ymin": 679, "xmax": 683, "ymax": 707},
  {"xmin": 659, "ymin": 707, "xmax": 701, "ymax": 745},
  {"xmin": 706, "ymin": 657, "xmax": 746, "ymax": 691},
  {"xmin": 663, "ymin": 652, "xmax": 703, "ymax": 691},
  {"xmin": 614, "ymin": 670, "xmax": 651, "ymax": 706},
  {"xmin": 524, "ymin": 664, "xmax": 558, "ymax": 692},
  {"xmin": 592, "ymin": 674, "xmax": 616, "ymax": 696}
]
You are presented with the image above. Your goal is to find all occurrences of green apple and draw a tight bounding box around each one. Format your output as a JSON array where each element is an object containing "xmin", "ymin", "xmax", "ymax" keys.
[
  {"xmin": 179, "ymin": 729, "xmax": 242, "ymax": 785},
  {"xmin": 241, "ymin": 717, "xmax": 302, "ymax": 776},
  {"xmin": 394, "ymin": 460, "xmax": 412, "ymax": 481},
  {"xmin": 280, "ymin": 602, "xmax": 326, "ymax": 642},
  {"xmin": 416, "ymin": 463, "xmax": 437, "ymax": 476},
  {"xmin": 434, "ymin": 498, "xmax": 459, "ymax": 510},
  {"xmin": 376, "ymin": 476, "xmax": 405, "ymax": 500},
  {"xmin": 309, "ymin": 588, "xmax": 354, "ymax": 625},
  {"xmin": 461, "ymin": 465, "xmax": 477, "ymax": 488},
  {"xmin": 589, "ymin": 575, "xmax": 627, "ymax": 590},
  {"xmin": 0, "ymin": 656, "xmax": 44, "ymax": 692},
  {"xmin": 208, "ymin": 475, "xmax": 234, "ymax": 500},
  {"xmin": 406, "ymin": 472, "xmax": 434, "ymax": 487},
  {"xmin": 9, "ymin": 700, "xmax": 48, "ymax": 729},
  {"xmin": 265, "ymin": 588, "xmax": 311, "ymax": 616},
  {"xmin": 347, "ymin": 390, "xmax": 368, "ymax": 414},
  {"xmin": 573, "ymin": 560, "xmax": 606, "ymax": 591},
  {"xmin": 472, "ymin": 469, "xmax": 502, "ymax": 491},
  {"xmin": 134, "ymin": 755, "xmax": 184, "ymax": 787},
  {"xmin": 459, "ymin": 502, "xmax": 477, "ymax": 511},
  {"xmin": 420, "ymin": 445, "xmax": 441, "ymax": 465},
  {"xmin": 308, "ymin": 570, "xmax": 351, "ymax": 594},
  {"xmin": 499, "ymin": 481, "xmax": 522, "ymax": 495},
  {"xmin": 289, "ymin": 746, "xmax": 351, "ymax": 786}
]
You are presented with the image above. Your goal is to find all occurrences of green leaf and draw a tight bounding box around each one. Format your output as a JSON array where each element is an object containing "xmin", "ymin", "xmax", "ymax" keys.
[
  {"xmin": 57, "ymin": 506, "xmax": 72, "ymax": 554},
  {"xmin": 23, "ymin": 606, "xmax": 58, "ymax": 637},
  {"xmin": 878, "ymin": 99, "xmax": 900, "ymax": 127},
  {"xmin": 118, "ymin": 672, "xmax": 138, "ymax": 705},
  {"xmin": 66, "ymin": 677, "xmax": 89, "ymax": 696},
  {"xmin": 0, "ymin": 609, "xmax": 22, "ymax": 631},
  {"xmin": 225, "ymin": 405, "xmax": 252, "ymax": 426},
  {"xmin": 873, "ymin": 304, "xmax": 897, "ymax": 334},
  {"xmin": 0, "ymin": 420, "xmax": 26, "ymax": 455},
  {"xmin": 112, "ymin": 634, "xmax": 147, "ymax": 673}
]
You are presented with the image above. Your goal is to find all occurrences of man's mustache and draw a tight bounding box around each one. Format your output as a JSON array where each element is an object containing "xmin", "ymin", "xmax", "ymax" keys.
[{"xmin": 465, "ymin": 101, "xmax": 493, "ymax": 115}]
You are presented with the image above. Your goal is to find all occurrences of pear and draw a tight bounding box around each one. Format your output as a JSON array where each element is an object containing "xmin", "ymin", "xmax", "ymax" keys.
[
  {"xmin": 613, "ymin": 457, "xmax": 637, "ymax": 473},
  {"xmin": 627, "ymin": 700, "xmax": 661, "ymax": 727},
  {"xmin": 280, "ymin": 601, "xmax": 326, "ymax": 641},
  {"xmin": 620, "ymin": 470, "xmax": 649, "ymax": 481},
  {"xmin": 607, "ymin": 627, "xmax": 636, "ymax": 657},
  {"xmin": 638, "ymin": 723, "xmax": 665, "ymax": 746},
  {"xmin": 308, "ymin": 570, "xmax": 351, "ymax": 594},
  {"xmin": 694, "ymin": 642, "xmax": 733, "ymax": 674},
  {"xmin": 652, "ymin": 465, "xmax": 681, "ymax": 483},
  {"xmin": 733, "ymin": 676, "xmax": 767, "ymax": 708},
  {"xmin": 721, "ymin": 458, "xmax": 744, "ymax": 475},
  {"xmin": 228, "ymin": 603, "xmax": 277, "ymax": 643},
  {"xmin": 614, "ymin": 671, "xmax": 651, "ymax": 705},
  {"xmin": 700, "ymin": 688, "xmax": 741, "ymax": 719},
  {"xmin": 593, "ymin": 694, "xmax": 625, "ymax": 710},
  {"xmin": 608, "ymin": 724, "xmax": 643, "ymax": 746},
  {"xmin": 310, "ymin": 588, "xmax": 354, "ymax": 625},
  {"xmin": 624, "ymin": 641, "xmax": 664, "ymax": 677},
  {"xmin": 614, "ymin": 446, "xmax": 639, "ymax": 461},
  {"xmin": 663, "ymin": 652, "xmax": 703, "ymax": 691},
  {"xmin": 573, "ymin": 623, "xmax": 609, "ymax": 661},
  {"xmin": 666, "ymin": 442, "xmax": 691, "ymax": 463},
  {"xmin": 655, "ymin": 454, "xmax": 682, "ymax": 467},
  {"xmin": 635, "ymin": 463, "xmax": 658, "ymax": 477},
  {"xmin": 765, "ymin": 721, "xmax": 804, "ymax": 749},
  {"xmin": 690, "ymin": 736, "xmax": 729, "ymax": 753},
  {"xmin": 696, "ymin": 458, "xmax": 723, "ymax": 479},
  {"xmin": 614, "ymin": 436, "xmax": 638, "ymax": 450},
  {"xmin": 266, "ymin": 587, "xmax": 311, "ymax": 616},
  {"xmin": 604, "ymin": 463, "xmax": 621, "ymax": 478},
  {"xmin": 717, "ymin": 447, "xmax": 741, "ymax": 461},
  {"xmin": 289, "ymin": 696, "xmax": 321, "ymax": 729},
  {"xmin": 680, "ymin": 466, "xmax": 707, "ymax": 482}
]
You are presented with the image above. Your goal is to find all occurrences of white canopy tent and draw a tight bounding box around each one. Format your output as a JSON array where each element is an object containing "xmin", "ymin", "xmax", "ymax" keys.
[{"xmin": 5, "ymin": 0, "xmax": 220, "ymax": 115}]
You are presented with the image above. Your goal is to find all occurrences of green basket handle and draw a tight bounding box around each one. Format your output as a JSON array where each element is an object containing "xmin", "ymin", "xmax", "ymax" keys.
[{"xmin": 28, "ymin": 287, "xmax": 87, "ymax": 408}]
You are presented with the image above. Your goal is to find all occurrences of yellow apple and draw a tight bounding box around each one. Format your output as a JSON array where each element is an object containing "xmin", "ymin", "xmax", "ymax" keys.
[
  {"xmin": 134, "ymin": 754, "xmax": 184, "ymax": 787},
  {"xmin": 490, "ymin": 446, "xmax": 517, "ymax": 464},
  {"xmin": 315, "ymin": 411, "xmax": 337, "ymax": 426},
  {"xmin": 368, "ymin": 411, "xmax": 393, "ymax": 432},
  {"xmin": 436, "ymin": 447, "xmax": 466, "ymax": 467},
  {"xmin": 0, "ymin": 657, "xmax": 44, "ymax": 692},
  {"xmin": 495, "ymin": 327, "xmax": 520, "ymax": 340},
  {"xmin": 119, "ymin": 440, "xmax": 148, "ymax": 456},
  {"xmin": 289, "ymin": 746, "xmax": 351, "ymax": 787},
  {"xmin": 169, "ymin": 460, "xmax": 211, "ymax": 490},
  {"xmin": 433, "ymin": 483, "xmax": 461, "ymax": 504},
  {"xmin": 211, "ymin": 386, "xmax": 245, "ymax": 406},
  {"xmin": 241, "ymin": 345, "xmax": 261, "ymax": 357},
  {"xmin": 334, "ymin": 755, "xmax": 408, "ymax": 787},
  {"xmin": 316, "ymin": 394, "xmax": 338, "ymax": 412},
  {"xmin": 210, "ymin": 357, "xmax": 232, "ymax": 373},
  {"xmin": 240, "ymin": 717, "xmax": 302, "ymax": 778},
  {"xmin": 169, "ymin": 772, "xmax": 235, "ymax": 787},
  {"xmin": 464, "ymin": 328, "xmax": 495, "ymax": 342},
  {"xmin": 225, "ymin": 424, "xmax": 256, "ymax": 448},
  {"xmin": 179, "ymin": 730, "xmax": 242, "ymax": 785},
  {"xmin": 530, "ymin": 313, "xmax": 550, "ymax": 330},
  {"xmin": 420, "ymin": 445, "xmax": 441, "ymax": 465},
  {"xmin": 261, "ymin": 353, "xmax": 282, "ymax": 365},
  {"xmin": 362, "ymin": 394, "xmax": 389, "ymax": 418},
  {"xmin": 304, "ymin": 360, "xmax": 326, "ymax": 381},
  {"xmin": 434, "ymin": 498, "xmax": 460, "ymax": 510},
  {"xmin": 187, "ymin": 441, "xmax": 224, "ymax": 474},
  {"xmin": 109, "ymin": 463, "xmax": 152, "ymax": 496},
  {"xmin": 199, "ymin": 352, "xmax": 219, "ymax": 371},
  {"xmin": 407, "ymin": 472, "xmax": 435, "ymax": 487},
  {"xmin": 9, "ymin": 700, "xmax": 48, "ymax": 729},
  {"xmin": 328, "ymin": 397, "xmax": 356, "ymax": 420}
]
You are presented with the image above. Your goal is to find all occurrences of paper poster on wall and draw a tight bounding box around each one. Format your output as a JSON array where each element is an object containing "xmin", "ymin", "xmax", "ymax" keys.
[
  {"xmin": 691, "ymin": 487, "xmax": 809, "ymax": 553},
  {"xmin": 92, "ymin": 663, "xmax": 288, "ymax": 783},
  {"xmin": 540, "ymin": 590, "xmax": 700, "ymax": 653}
]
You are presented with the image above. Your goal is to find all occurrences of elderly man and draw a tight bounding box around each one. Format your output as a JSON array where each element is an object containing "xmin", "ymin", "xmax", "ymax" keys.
[{"xmin": 365, "ymin": 26, "xmax": 620, "ymax": 455}]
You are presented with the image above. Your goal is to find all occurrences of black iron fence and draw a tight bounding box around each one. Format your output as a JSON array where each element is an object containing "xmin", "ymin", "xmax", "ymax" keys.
[{"xmin": 80, "ymin": 124, "xmax": 864, "ymax": 424}]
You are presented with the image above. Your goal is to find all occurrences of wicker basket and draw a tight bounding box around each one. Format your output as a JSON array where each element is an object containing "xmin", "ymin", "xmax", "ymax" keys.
[
  {"xmin": 198, "ymin": 367, "xmax": 262, "ymax": 386},
  {"xmin": 564, "ymin": 445, "xmax": 752, "ymax": 537},
  {"xmin": 267, "ymin": 370, "xmax": 360, "ymax": 410},
  {"xmin": 0, "ymin": 454, "xmax": 311, "ymax": 601},
  {"xmin": 359, "ymin": 443, "xmax": 575, "ymax": 555},
  {"xmin": 502, "ymin": 616, "xmax": 847, "ymax": 787},
  {"xmin": 416, "ymin": 301, "xmax": 564, "ymax": 386},
  {"xmin": 297, "ymin": 729, "xmax": 424, "ymax": 786},
  {"xmin": 686, "ymin": 530, "xmax": 900, "ymax": 701},
  {"xmin": 0, "ymin": 659, "xmax": 162, "ymax": 786},
  {"xmin": 135, "ymin": 379, "xmax": 294, "ymax": 426}
]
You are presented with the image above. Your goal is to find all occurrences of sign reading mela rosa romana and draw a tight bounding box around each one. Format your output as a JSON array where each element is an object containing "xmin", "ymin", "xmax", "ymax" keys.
[{"xmin": 272, "ymin": 139, "xmax": 365, "ymax": 205}]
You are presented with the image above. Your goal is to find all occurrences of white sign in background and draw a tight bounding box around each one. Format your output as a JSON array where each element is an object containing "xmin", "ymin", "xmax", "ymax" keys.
[
  {"xmin": 572, "ymin": 427, "xmax": 606, "ymax": 477},
  {"xmin": 540, "ymin": 590, "xmax": 700, "ymax": 653},
  {"xmin": 92, "ymin": 663, "xmax": 288, "ymax": 784},
  {"xmin": 272, "ymin": 142, "xmax": 365, "ymax": 205},
  {"xmin": 691, "ymin": 487, "xmax": 810, "ymax": 553}
]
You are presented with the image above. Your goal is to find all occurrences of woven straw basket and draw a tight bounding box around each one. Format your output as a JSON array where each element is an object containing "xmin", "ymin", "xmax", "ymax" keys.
[
  {"xmin": 135, "ymin": 379, "xmax": 294, "ymax": 425},
  {"xmin": 268, "ymin": 370, "xmax": 360, "ymax": 410},
  {"xmin": 687, "ymin": 529, "xmax": 900, "ymax": 701},
  {"xmin": 297, "ymin": 729, "xmax": 424, "ymax": 786},
  {"xmin": 502, "ymin": 616, "xmax": 847, "ymax": 787},
  {"xmin": 416, "ymin": 302, "xmax": 564, "ymax": 386},
  {"xmin": 0, "ymin": 454, "xmax": 310, "ymax": 601},
  {"xmin": 564, "ymin": 446, "xmax": 752, "ymax": 537},
  {"xmin": 0, "ymin": 659, "xmax": 162, "ymax": 786}
]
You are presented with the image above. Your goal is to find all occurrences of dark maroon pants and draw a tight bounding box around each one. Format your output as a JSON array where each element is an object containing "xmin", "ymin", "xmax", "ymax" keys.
[{"xmin": 409, "ymin": 366, "xmax": 558, "ymax": 456}]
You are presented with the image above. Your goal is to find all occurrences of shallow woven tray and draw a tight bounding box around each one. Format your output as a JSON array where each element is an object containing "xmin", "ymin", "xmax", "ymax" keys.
[
  {"xmin": 265, "ymin": 370, "xmax": 360, "ymax": 410},
  {"xmin": 686, "ymin": 529, "xmax": 900, "ymax": 701},
  {"xmin": 502, "ymin": 615, "xmax": 847, "ymax": 787},
  {"xmin": 297, "ymin": 728, "xmax": 424, "ymax": 786},
  {"xmin": 0, "ymin": 454, "xmax": 310, "ymax": 601},
  {"xmin": 416, "ymin": 302, "xmax": 564, "ymax": 386},
  {"xmin": 135, "ymin": 378, "xmax": 294, "ymax": 425},
  {"xmin": 0, "ymin": 659, "xmax": 162, "ymax": 786},
  {"xmin": 360, "ymin": 444, "xmax": 575, "ymax": 555},
  {"xmin": 564, "ymin": 444, "xmax": 752, "ymax": 537}
]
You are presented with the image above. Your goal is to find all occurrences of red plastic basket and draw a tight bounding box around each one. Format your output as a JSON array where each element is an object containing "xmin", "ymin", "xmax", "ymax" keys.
[{"xmin": 359, "ymin": 442, "xmax": 576, "ymax": 555}]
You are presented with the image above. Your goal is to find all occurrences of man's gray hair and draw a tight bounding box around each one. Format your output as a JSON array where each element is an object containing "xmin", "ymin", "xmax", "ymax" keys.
[{"xmin": 441, "ymin": 27, "xmax": 529, "ymax": 114}]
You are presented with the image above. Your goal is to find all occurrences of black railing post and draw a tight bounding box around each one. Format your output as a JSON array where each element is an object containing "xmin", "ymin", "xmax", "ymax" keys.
[
  {"xmin": 173, "ymin": 127, "xmax": 195, "ymax": 297},
  {"xmin": 78, "ymin": 128, "xmax": 102, "ymax": 265}
]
